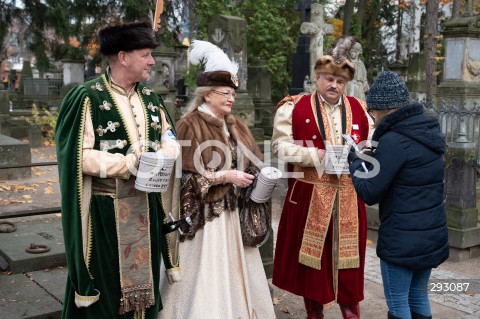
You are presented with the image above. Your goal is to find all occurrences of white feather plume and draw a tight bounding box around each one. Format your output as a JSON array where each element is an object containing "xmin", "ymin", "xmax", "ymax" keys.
[{"xmin": 189, "ymin": 40, "xmax": 239, "ymax": 74}]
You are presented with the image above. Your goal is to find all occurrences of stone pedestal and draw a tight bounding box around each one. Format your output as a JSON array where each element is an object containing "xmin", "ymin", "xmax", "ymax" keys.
[
  {"xmin": 444, "ymin": 141, "xmax": 480, "ymax": 261},
  {"xmin": 388, "ymin": 60, "xmax": 408, "ymax": 82},
  {"xmin": 62, "ymin": 60, "xmax": 84, "ymax": 85},
  {"xmin": 436, "ymin": 14, "xmax": 480, "ymax": 108},
  {"xmin": 233, "ymin": 92, "xmax": 256, "ymax": 128},
  {"xmin": 406, "ymin": 52, "xmax": 426, "ymax": 101},
  {"xmin": 247, "ymin": 59, "xmax": 275, "ymax": 137}
]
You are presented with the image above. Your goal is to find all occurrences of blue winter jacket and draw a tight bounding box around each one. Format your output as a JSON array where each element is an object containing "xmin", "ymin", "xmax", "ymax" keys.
[{"xmin": 349, "ymin": 102, "xmax": 449, "ymax": 269}]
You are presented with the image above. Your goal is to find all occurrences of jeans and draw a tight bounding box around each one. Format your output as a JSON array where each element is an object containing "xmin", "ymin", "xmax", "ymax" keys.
[{"xmin": 380, "ymin": 259, "xmax": 432, "ymax": 319}]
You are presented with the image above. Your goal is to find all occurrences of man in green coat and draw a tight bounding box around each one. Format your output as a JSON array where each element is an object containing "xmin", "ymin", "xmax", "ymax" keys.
[{"xmin": 55, "ymin": 20, "xmax": 180, "ymax": 319}]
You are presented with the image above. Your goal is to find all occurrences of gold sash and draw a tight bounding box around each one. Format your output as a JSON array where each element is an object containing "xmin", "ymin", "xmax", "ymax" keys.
[{"xmin": 296, "ymin": 167, "xmax": 360, "ymax": 270}]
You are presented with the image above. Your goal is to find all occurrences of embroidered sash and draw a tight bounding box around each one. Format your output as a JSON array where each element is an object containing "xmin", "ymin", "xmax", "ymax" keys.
[
  {"xmin": 92, "ymin": 177, "xmax": 155, "ymax": 315},
  {"xmin": 296, "ymin": 167, "xmax": 359, "ymax": 270}
]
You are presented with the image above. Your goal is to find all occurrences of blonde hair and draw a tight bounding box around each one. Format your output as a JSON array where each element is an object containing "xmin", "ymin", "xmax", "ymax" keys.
[{"xmin": 183, "ymin": 86, "xmax": 214, "ymax": 117}]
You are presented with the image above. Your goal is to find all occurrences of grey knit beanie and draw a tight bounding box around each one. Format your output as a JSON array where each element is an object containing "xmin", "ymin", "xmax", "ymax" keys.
[{"xmin": 366, "ymin": 71, "xmax": 411, "ymax": 110}]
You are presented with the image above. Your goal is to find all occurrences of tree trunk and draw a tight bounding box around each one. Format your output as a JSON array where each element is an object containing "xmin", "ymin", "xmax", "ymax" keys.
[
  {"xmin": 357, "ymin": 0, "xmax": 368, "ymax": 27},
  {"xmin": 395, "ymin": 2, "xmax": 403, "ymax": 61},
  {"xmin": 409, "ymin": 0, "xmax": 422, "ymax": 53},
  {"xmin": 452, "ymin": 0, "xmax": 460, "ymax": 18},
  {"xmin": 425, "ymin": 0, "xmax": 438, "ymax": 105},
  {"xmin": 342, "ymin": 0, "xmax": 355, "ymax": 35}
]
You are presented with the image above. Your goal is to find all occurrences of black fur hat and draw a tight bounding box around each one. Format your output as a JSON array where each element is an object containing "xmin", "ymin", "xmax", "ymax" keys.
[{"xmin": 98, "ymin": 21, "xmax": 159, "ymax": 56}]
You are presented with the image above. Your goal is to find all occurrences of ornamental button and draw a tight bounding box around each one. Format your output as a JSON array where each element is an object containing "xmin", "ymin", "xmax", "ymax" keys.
[
  {"xmin": 312, "ymin": 135, "xmax": 317, "ymax": 140},
  {"xmin": 306, "ymin": 119, "xmax": 310, "ymax": 123}
]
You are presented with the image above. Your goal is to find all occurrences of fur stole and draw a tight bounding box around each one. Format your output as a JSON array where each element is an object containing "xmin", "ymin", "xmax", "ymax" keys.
[{"xmin": 176, "ymin": 110, "xmax": 263, "ymax": 203}]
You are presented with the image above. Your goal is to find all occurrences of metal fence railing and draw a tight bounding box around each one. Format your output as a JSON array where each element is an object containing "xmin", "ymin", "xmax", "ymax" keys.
[{"xmin": 23, "ymin": 78, "xmax": 63, "ymax": 97}]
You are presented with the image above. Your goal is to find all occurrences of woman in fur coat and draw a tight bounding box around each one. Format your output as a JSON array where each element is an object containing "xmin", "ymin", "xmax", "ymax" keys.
[{"xmin": 158, "ymin": 41, "xmax": 275, "ymax": 319}]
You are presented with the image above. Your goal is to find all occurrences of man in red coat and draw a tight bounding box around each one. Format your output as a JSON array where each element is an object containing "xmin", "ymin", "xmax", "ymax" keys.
[{"xmin": 272, "ymin": 36, "xmax": 372, "ymax": 319}]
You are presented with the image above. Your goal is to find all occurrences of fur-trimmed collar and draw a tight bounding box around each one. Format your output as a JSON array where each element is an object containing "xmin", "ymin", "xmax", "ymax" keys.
[{"xmin": 196, "ymin": 111, "xmax": 237, "ymax": 128}]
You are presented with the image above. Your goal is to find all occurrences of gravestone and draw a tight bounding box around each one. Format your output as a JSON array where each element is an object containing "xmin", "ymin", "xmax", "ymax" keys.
[
  {"xmin": 436, "ymin": 10, "xmax": 480, "ymax": 108},
  {"xmin": 208, "ymin": 15, "xmax": 256, "ymax": 128},
  {"xmin": 151, "ymin": 46, "xmax": 177, "ymax": 117},
  {"xmin": 18, "ymin": 60, "xmax": 33, "ymax": 95},
  {"xmin": 0, "ymin": 134, "xmax": 31, "ymax": 179},
  {"xmin": 62, "ymin": 60, "xmax": 84, "ymax": 85},
  {"xmin": 300, "ymin": 3, "xmax": 333, "ymax": 87},
  {"xmin": 405, "ymin": 52, "xmax": 427, "ymax": 101},
  {"xmin": 247, "ymin": 58, "xmax": 275, "ymax": 137}
]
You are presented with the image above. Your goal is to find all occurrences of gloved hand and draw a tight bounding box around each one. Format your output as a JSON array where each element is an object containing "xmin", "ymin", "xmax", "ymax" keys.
[
  {"xmin": 347, "ymin": 146, "xmax": 359, "ymax": 164},
  {"xmin": 361, "ymin": 147, "xmax": 375, "ymax": 157}
]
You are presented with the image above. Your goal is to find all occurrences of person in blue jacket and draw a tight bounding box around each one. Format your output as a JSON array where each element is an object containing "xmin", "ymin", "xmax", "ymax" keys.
[{"xmin": 348, "ymin": 71, "xmax": 449, "ymax": 319}]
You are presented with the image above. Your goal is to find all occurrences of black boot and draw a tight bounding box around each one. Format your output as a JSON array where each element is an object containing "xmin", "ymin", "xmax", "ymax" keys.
[
  {"xmin": 411, "ymin": 312, "xmax": 432, "ymax": 319},
  {"xmin": 387, "ymin": 312, "xmax": 403, "ymax": 319}
]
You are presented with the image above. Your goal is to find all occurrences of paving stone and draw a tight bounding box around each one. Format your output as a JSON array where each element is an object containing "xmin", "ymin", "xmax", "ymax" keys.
[{"xmin": 0, "ymin": 273, "xmax": 61, "ymax": 319}]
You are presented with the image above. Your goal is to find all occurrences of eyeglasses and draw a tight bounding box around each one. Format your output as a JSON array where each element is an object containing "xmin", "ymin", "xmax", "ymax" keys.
[
  {"xmin": 211, "ymin": 90, "xmax": 236, "ymax": 99},
  {"xmin": 367, "ymin": 110, "xmax": 376, "ymax": 121}
]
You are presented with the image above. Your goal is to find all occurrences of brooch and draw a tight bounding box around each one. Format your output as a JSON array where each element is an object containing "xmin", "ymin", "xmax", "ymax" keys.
[
  {"xmin": 147, "ymin": 102, "xmax": 158, "ymax": 112},
  {"xmin": 91, "ymin": 82, "xmax": 104, "ymax": 91},
  {"xmin": 100, "ymin": 139, "xmax": 127, "ymax": 152},
  {"xmin": 96, "ymin": 121, "xmax": 120, "ymax": 136},
  {"xmin": 99, "ymin": 101, "xmax": 112, "ymax": 111},
  {"xmin": 142, "ymin": 87, "xmax": 152, "ymax": 96},
  {"xmin": 151, "ymin": 121, "xmax": 161, "ymax": 131}
]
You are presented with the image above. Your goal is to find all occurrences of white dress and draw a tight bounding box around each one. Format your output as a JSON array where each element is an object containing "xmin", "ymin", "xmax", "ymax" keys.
[{"xmin": 158, "ymin": 209, "xmax": 275, "ymax": 319}]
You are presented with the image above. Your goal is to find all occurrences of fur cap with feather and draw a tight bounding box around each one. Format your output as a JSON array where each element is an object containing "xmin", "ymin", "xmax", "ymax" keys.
[
  {"xmin": 189, "ymin": 40, "xmax": 239, "ymax": 89},
  {"xmin": 314, "ymin": 35, "xmax": 357, "ymax": 81}
]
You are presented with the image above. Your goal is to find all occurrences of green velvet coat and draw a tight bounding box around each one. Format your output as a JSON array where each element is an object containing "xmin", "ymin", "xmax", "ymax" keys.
[{"xmin": 55, "ymin": 73, "xmax": 176, "ymax": 319}]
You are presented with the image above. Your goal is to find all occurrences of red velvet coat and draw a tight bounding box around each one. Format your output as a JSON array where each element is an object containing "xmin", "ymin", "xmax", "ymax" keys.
[{"xmin": 272, "ymin": 94, "xmax": 369, "ymax": 304}]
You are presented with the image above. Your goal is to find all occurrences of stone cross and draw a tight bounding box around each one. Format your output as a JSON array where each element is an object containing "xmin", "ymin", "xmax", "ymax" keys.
[
  {"xmin": 295, "ymin": 0, "xmax": 311, "ymax": 23},
  {"xmin": 300, "ymin": 3, "xmax": 333, "ymax": 82}
]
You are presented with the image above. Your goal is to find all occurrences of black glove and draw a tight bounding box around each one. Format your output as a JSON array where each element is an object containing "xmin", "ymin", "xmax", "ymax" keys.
[
  {"xmin": 361, "ymin": 147, "xmax": 375, "ymax": 157},
  {"xmin": 347, "ymin": 146, "xmax": 359, "ymax": 164}
]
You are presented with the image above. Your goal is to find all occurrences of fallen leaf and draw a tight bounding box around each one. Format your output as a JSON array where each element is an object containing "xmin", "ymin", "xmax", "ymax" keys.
[
  {"xmin": 0, "ymin": 185, "xmax": 11, "ymax": 191},
  {"xmin": 3, "ymin": 199, "xmax": 26, "ymax": 204},
  {"xmin": 10, "ymin": 185, "xmax": 37, "ymax": 192},
  {"xmin": 44, "ymin": 186, "xmax": 54, "ymax": 195},
  {"xmin": 34, "ymin": 171, "xmax": 48, "ymax": 176},
  {"xmin": 273, "ymin": 297, "xmax": 281, "ymax": 305},
  {"xmin": 366, "ymin": 239, "xmax": 373, "ymax": 245},
  {"xmin": 464, "ymin": 290, "xmax": 475, "ymax": 297},
  {"xmin": 324, "ymin": 303, "xmax": 333, "ymax": 310},
  {"xmin": 280, "ymin": 306, "xmax": 290, "ymax": 313},
  {"xmin": 22, "ymin": 195, "xmax": 32, "ymax": 199}
]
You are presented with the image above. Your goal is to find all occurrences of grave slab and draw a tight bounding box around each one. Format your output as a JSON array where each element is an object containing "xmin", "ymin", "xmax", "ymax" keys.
[{"xmin": 0, "ymin": 216, "xmax": 65, "ymax": 274}]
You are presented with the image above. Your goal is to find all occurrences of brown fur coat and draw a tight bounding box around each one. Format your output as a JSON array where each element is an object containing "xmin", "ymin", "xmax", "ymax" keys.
[{"xmin": 176, "ymin": 110, "xmax": 263, "ymax": 203}]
